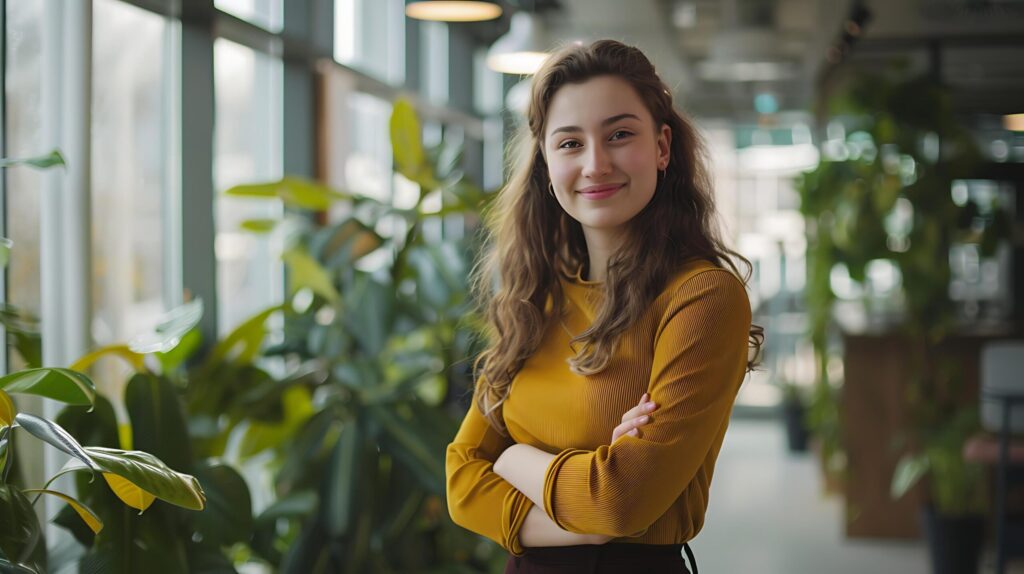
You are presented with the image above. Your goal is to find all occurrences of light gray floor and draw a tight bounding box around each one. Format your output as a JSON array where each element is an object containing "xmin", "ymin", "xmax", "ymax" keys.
[{"xmin": 695, "ymin": 418, "xmax": 932, "ymax": 574}]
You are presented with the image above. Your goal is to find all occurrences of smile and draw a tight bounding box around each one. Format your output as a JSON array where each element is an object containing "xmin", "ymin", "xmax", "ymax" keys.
[{"xmin": 577, "ymin": 183, "xmax": 625, "ymax": 200}]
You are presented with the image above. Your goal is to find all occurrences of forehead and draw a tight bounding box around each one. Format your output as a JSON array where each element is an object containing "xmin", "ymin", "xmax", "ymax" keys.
[{"xmin": 545, "ymin": 75, "xmax": 652, "ymax": 134}]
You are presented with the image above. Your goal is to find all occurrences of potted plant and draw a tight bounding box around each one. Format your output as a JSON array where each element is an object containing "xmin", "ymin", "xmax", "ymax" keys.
[
  {"xmin": 218, "ymin": 99, "xmax": 501, "ymax": 573},
  {"xmin": 797, "ymin": 65, "xmax": 1010, "ymax": 549},
  {"xmin": 891, "ymin": 399, "xmax": 988, "ymax": 574},
  {"xmin": 778, "ymin": 380, "xmax": 810, "ymax": 453}
]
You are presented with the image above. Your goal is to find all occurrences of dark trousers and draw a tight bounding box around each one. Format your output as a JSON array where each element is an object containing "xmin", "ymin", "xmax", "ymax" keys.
[{"xmin": 504, "ymin": 543, "xmax": 691, "ymax": 574}]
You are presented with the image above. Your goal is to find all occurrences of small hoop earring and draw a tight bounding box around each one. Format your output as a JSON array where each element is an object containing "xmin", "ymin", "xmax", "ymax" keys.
[{"xmin": 547, "ymin": 182, "xmax": 556, "ymax": 197}]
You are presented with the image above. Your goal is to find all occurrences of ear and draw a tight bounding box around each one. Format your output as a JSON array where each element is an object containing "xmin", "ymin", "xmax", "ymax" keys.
[{"xmin": 656, "ymin": 124, "xmax": 672, "ymax": 170}]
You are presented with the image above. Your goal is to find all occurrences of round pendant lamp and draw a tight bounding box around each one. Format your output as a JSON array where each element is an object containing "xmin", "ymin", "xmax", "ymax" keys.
[
  {"xmin": 486, "ymin": 11, "xmax": 550, "ymax": 75},
  {"xmin": 405, "ymin": 1, "xmax": 502, "ymax": 22}
]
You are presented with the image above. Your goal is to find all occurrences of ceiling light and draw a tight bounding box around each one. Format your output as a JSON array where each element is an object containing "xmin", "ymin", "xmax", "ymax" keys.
[
  {"xmin": 486, "ymin": 12, "xmax": 550, "ymax": 75},
  {"xmin": 1004, "ymin": 113, "xmax": 1024, "ymax": 132},
  {"xmin": 405, "ymin": 1, "xmax": 502, "ymax": 22}
]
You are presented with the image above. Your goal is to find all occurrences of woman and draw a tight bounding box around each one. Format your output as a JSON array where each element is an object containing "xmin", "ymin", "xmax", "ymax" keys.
[{"xmin": 446, "ymin": 39, "xmax": 763, "ymax": 574}]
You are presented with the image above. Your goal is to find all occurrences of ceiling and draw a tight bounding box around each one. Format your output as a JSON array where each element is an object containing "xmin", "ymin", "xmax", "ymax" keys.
[{"xmin": 521, "ymin": 0, "xmax": 1024, "ymax": 123}]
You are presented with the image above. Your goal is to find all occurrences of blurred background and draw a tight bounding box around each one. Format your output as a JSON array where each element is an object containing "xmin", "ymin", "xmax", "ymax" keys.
[{"xmin": 2, "ymin": 0, "xmax": 1023, "ymax": 573}]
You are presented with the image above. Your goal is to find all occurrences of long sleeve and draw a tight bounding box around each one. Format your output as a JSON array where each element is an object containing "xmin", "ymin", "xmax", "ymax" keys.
[
  {"xmin": 541, "ymin": 269, "xmax": 751, "ymax": 538},
  {"xmin": 445, "ymin": 392, "xmax": 535, "ymax": 555}
]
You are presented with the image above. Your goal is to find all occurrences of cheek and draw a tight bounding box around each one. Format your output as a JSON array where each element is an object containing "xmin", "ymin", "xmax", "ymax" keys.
[
  {"xmin": 617, "ymin": 144, "xmax": 659, "ymax": 175},
  {"xmin": 547, "ymin": 158, "xmax": 577, "ymax": 186}
]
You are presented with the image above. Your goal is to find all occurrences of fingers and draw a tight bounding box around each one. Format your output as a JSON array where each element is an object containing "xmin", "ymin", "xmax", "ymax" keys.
[
  {"xmin": 620, "ymin": 393, "xmax": 658, "ymax": 423},
  {"xmin": 612, "ymin": 411, "xmax": 654, "ymax": 442}
]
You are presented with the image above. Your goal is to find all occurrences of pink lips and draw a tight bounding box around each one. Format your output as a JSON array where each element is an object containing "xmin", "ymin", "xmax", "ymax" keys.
[{"xmin": 577, "ymin": 183, "xmax": 624, "ymax": 200}]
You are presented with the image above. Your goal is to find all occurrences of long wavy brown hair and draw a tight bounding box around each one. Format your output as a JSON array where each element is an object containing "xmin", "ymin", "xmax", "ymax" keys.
[{"xmin": 469, "ymin": 40, "xmax": 764, "ymax": 435}]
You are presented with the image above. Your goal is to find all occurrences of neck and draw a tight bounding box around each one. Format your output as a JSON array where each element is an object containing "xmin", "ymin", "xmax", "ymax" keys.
[{"xmin": 581, "ymin": 227, "xmax": 627, "ymax": 282}]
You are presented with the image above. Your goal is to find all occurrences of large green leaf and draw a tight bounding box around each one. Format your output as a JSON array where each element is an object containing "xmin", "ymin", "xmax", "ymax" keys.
[
  {"xmin": 154, "ymin": 327, "xmax": 202, "ymax": 373},
  {"xmin": 344, "ymin": 273, "xmax": 394, "ymax": 356},
  {"xmin": 191, "ymin": 462, "xmax": 252, "ymax": 547},
  {"xmin": 207, "ymin": 305, "xmax": 285, "ymax": 367},
  {"xmin": 225, "ymin": 176, "xmax": 350, "ymax": 211},
  {"xmin": 69, "ymin": 345, "xmax": 146, "ymax": 374},
  {"xmin": 367, "ymin": 405, "xmax": 445, "ymax": 494},
  {"xmin": 890, "ymin": 452, "xmax": 930, "ymax": 500},
  {"xmin": 254, "ymin": 490, "xmax": 317, "ymax": 524},
  {"xmin": 0, "ymin": 391, "xmax": 14, "ymax": 428},
  {"xmin": 238, "ymin": 385, "xmax": 314, "ymax": 459},
  {"xmin": 127, "ymin": 299, "xmax": 204, "ymax": 354},
  {"xmin": 390, "ymin": 100, "xmax": 426, "ymax": 184},
  {"xmin": 0, "ymin": 368, "xmax": 95, "ymax": 408},
  {"xmin": 0, "ymin": 485, "xmax": 44, "ymax": 572},
  {"xmin": 13, "ymin": 413, "xmax": 101, "ymax": 472},
  {"xmin": 83, "ymin": 447, "xmax": 206, "ymax": 511},
  {"xmin": 283, "ymin": 247, "xmax": 340, "ymax": 305},
  {"xmin": 125, "ymin": 374, "xmax": 192, "ymax": 472},
  {"xmin": 325, "ymin": 419, "xmax": 361, "ymax": 537},
  {"xmin": 0, "ymin": 150, "xmax": 65, "ymax": 170},
  {"xmin": 21, "ymin": 489, "xmax": 102, "ymax": 534},
  {"xmin": 0, "ymin": 304, "xmax": 41, "ymax": 369}
]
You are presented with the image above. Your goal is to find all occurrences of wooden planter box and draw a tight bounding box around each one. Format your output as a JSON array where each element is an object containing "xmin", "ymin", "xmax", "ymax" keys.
[{"xmin": 841, "ymin": 331, "xmax": 1017, "ymax": 539}]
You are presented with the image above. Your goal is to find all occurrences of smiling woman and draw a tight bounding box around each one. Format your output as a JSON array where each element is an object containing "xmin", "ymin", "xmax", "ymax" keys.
[{"xmin": 445, "ymin": 40, "xmax": 764, "ymax": 574}]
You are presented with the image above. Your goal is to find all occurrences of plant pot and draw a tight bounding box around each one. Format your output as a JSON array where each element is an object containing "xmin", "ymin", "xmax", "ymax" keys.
[
  {"xmin": 919, "ymin": 505, "xmax": 985, "ymax": 574},
  {"xmin": 782, "ymin": 397, "xmax": 809, "ymax": 453}
]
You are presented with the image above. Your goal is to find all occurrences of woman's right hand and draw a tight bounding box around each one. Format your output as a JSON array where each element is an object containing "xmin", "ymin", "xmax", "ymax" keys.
[{"xmin": 611, "ymin": 392, "xmax": 658, "ymax": 444}]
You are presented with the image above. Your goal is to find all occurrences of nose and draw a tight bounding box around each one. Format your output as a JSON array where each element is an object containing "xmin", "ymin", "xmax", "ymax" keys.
[{"xmin": 581, "ymin": 143, "xmax": 612, "ymax": 179}]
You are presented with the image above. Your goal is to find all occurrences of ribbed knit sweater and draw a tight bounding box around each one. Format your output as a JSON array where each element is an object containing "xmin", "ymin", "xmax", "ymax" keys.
[{"xmin": 445, "ymin": 257, "xmax": 752, "ymax": 555}]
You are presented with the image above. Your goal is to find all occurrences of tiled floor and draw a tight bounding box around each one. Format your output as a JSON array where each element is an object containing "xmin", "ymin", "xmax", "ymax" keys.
[{"xmin": 695, "ymin": 418, "xmax": 932, "ymax": 574}]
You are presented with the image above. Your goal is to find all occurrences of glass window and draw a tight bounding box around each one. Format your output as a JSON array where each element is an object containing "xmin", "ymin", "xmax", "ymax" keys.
[
  {"xmin": 213, "ymin": 38, "xmax": 284, "ymax": 337},
  {"xmin": 215, "ymin": 0, "xmax": 282, "ymax": 32},
  {"xmin": 4, "ymin": 0, "xmax": 44, "ymax": 371},
  {"xmin": 420, "ymin": 20, "xmax": 448, "ymax": 103},
  {"xmin": 334, "ymin": 0, "xmax": 405, "ymax": 85},
  {"xmin": 92, "ymin": 0, "xmax": 170, "ymax": 347}
]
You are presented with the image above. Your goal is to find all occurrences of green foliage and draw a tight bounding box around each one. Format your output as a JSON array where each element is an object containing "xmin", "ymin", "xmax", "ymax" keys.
[
  {"xmin": 0, "ymin": 359, "xmax": 207, "ymax": 574},
  {"xmin": 797, "ymin": 70, "xmax": 1003, "ymax": 515},
  {"xmin": 217, "ymin": 98, "xmax": 499, "ymax": 573}
]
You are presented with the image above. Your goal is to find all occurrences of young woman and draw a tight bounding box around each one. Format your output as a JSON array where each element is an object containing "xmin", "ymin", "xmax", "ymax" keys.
[{"xmin": 446, "ymin": 39, "xmax": 763, "ymax": 574}]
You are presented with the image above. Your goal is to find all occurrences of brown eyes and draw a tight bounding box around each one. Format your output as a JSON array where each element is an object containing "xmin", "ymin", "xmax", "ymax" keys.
[{"xmin": 556, "ymin": 130, "xmax": 634, "ymax": 149}]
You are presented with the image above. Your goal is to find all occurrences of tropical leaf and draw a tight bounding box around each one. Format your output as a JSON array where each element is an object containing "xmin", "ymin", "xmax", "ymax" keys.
[
  {"xmin": 283, "ymin": 247, "xmax": 340, "ymax": 305},
  {"xmin": 154, "ymin": 327, "xmax": 202, "ymax": 373},
  {"xmin": 21, "ymin": 489, "xmax": 102, "ymax": 534},
  {"xmin": 0, "ymin": 149, "xmax": 65, "ymax": 170},
  {"xmin": 225, "ymin": 176, "xmax": 349, "ymax": 211},
  {"xmin": 891, "ymin": 453, "xmax": 930, "ymax": 500},
  {"xmin": 0, "ymin": 369, "xmax": 95, "ymax": 408},
  {"xmin": 325, "ymin": 419, "xmax": 361, "ymax": 537},
  {"xmin": 0, "ymin": 391, "xmax": 14, "ymax": 427},
  {"xmin": 390, "ymin": 100, "xmax": 425, "ymax": 183},
  {"xmin": 128, "ymin": 299, "xmax": 204, "ymax": 354},
  {"xmin": 125, "ymin": 373, "xmax": 192, "ymax": 471},
  {"xmin": 83, "ymin": 447, "xmax": 205, "ymax": 511},
  {"xmin": 240, "ymin": 218, "xmax": 278, "ymax": 233},
  {"xmin": 191, "ymin": 462, "xmax": 252, "ymax": 547},
  {"xmin": 13, "ymin": 413, "xmax": 101, "ymax": 472},
  {"xmin": 102, "ymin": 473, "xmax": 156, "ymax": 512},
  {"xmin": 207, "ymin": 305, "xmax": 285, "ymax": 367},
  {"xmin": 0, "ymin": 485, "xmax": 43, "ymax": 571},
  {"xmin": 69, "ymin": 345, "xmax": 145, "ymax": 374}
]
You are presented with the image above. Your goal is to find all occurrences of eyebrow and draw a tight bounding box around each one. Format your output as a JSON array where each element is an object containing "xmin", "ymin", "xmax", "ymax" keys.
[{"xmin": 549, "ymin": 113, "xmax": 642, "ymax": 137}]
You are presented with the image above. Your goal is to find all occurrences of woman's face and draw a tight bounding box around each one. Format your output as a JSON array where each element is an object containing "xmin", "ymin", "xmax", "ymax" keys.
[{"xmin": 543, "ymin": 75, "xmax": 671, "ymax": 240}]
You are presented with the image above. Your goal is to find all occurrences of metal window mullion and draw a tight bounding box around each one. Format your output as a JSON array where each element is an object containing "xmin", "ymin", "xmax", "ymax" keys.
[
  {"xmin": 1, "ymin": 0, "xmax": 8, "ymax": 377},
  {"xmin": 180, "ymin": 13, "xmax": 218, "ymax": 344}
]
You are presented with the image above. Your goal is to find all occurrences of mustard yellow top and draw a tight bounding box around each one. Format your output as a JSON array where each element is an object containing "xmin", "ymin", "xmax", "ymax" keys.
[{"xmin": 445, "ymin": 258, "xmax": 752, "ymax": 555}]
